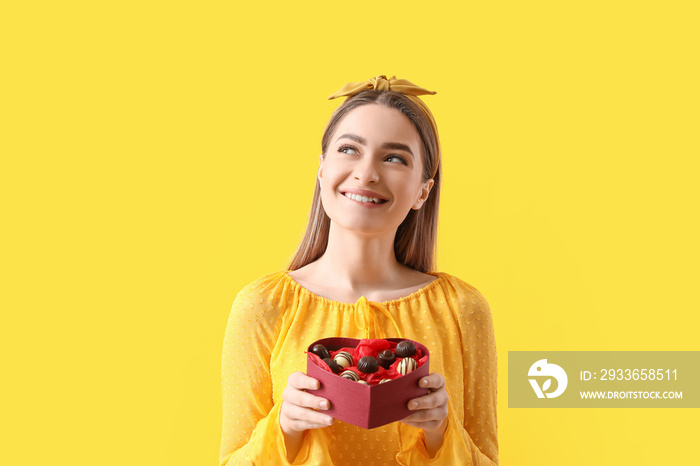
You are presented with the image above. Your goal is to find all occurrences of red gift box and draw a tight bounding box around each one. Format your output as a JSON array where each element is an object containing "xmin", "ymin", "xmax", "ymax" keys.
[{"xmin": 306, "ymin": 337, "xmax": 430, "ymax": 429}]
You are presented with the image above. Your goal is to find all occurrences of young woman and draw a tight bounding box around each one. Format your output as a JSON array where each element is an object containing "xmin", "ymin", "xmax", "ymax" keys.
[{"xmin": 219, "ymin": 75, "xmax": 498, "ymax": 465}]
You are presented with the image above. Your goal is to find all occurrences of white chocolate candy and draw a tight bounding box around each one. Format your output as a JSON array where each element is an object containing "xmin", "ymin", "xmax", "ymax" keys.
[
  {"xmin": 340, "ymin": 370, "xmax": 360, "ymax": 382},
  {"xmin": 334, "ymin": 351, "xmax": 353, "ymax": 369},
  {"xmin": 397, "ymin": 357, "xmax": 417, "ymax": 375}
]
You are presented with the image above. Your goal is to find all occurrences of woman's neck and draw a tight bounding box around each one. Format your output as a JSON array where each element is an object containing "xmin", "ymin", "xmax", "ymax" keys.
[{"xmin": 316, "ymin": 223, "xmax": 407, "ymax": 291}]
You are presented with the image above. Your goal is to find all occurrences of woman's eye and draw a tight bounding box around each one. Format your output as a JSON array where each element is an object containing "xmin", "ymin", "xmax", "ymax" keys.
[
  {"xmin": 338, "ymin": 145, "xmax": 358, "ymax": 155},
  {"xmin": 386, "ymin": 155, "xmax": 408, "ymax": 165}
]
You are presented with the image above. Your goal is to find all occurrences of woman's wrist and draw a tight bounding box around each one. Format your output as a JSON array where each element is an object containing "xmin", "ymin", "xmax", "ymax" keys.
[
  {"xmin": 281, "ymin": 424, "xmax": 305, "ymax": 462},
  {"xmin": 422, "ymin": 417, "xmax": 448, "ymax": 458}
]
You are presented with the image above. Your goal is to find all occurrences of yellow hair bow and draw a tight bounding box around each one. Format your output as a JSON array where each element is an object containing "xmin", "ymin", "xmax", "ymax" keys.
[
  {"xmin": 328, "ymin": 75, "xmax": 440, "ymax": 180},
  {"xmin": 327, "ymin": 75, "xmax": 437, "ymax": 100}
]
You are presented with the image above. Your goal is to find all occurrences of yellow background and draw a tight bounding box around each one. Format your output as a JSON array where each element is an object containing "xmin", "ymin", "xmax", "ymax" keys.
[{"xmin": 1, "ymin": 1, "xmax": 698, "ymax": 464}]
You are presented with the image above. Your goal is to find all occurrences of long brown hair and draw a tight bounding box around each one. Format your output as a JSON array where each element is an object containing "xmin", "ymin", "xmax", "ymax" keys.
[{"xmin": 287, "ymin": 90, "xmax": 441, "ymax": 273}]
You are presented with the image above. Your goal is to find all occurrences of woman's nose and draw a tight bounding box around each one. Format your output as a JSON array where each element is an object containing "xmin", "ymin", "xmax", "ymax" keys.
[{"xmin": 353, "ymin": 156, "xmax": 380, "ymax": 184}]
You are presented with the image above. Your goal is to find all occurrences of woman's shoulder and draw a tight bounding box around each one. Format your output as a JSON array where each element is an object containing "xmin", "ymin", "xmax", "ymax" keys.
[
  {"xmin": 436, "ymin": 272, "xmax": 496, "ymax": 342},
  {"xmin": 231, "ymin": 270, "xmax": 290, "ymax": 304},
  {"xmin": 225, "ymin": 271, "xmax": 292, "ymax": 330},
  {"xmin": 435, "ymin": 271, "xmax": 491, "ymax": 311}
]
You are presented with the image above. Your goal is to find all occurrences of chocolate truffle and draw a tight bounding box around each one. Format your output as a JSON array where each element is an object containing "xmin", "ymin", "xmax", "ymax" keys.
[
  {"xmin": 395, "ymin": 340, "xmax": 417, "ymax": 358},
  {"xmin": 397, "ymin": 357, "xmax": 418, "ymax": 375},
  {"xmin": 311, "ymin": 344, "xmax": 331, "ymax": 360},
  {"xmin": 377, "ymin": 349, "xmax": 396, "ymax": 369},
  {"xmin": 357, "ymin": 380, "xmax": 370, "ymax": 385},
  {"xmin": 357, "ymin": 356, "xmax": 379, "ymax": 374},
  {"xmin": 334, "ymin": 351, "xmax": 354, "ymax": 369},
  {"xmin": 379, "ymin": 378, "xmax": 393, "ymax": 384},
  {"xmin": 340, "ymin": 370, "xmax": 360, "ymax": 382},
  {"xmin": 323, "ymin": 357, "xmax": 340, "ymax": 374}
]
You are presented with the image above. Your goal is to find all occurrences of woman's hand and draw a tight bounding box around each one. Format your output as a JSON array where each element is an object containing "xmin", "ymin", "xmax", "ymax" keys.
[
  {"xmin": 280, "ymin": 371, "xmax": 334, "ymax": 433},
  {"xmin": 401, "ymin": 372, "xmax": 450, "ymax": 456},
  {"xmin": 279, "ymin": 371, "xmax": 333, "ymax": 461}
]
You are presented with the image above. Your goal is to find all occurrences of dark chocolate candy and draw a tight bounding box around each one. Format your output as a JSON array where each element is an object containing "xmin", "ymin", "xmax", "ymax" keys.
[
  {"xmin": 395, "ymin": 340, "xmax": 417, "ymax": 358},
  {"xmin": 357, "ymin": 356, "xmax": 379, "ymax": 374},
  {"xmin": 311, "ymin": 344, "xmax": 331, "ymax": 360},
  {"xmin": 323, "ymin": 357, "xmax": 340, "ymax": 374},
  {"xmin": 377, "ymin": 349, "xmax": 396, "ymax": 369}
]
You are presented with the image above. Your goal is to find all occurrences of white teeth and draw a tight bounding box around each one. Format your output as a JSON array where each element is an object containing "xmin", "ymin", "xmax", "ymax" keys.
[{"xmin": 344, "ymin": 192, "xmax": 384, "ymax": 204}]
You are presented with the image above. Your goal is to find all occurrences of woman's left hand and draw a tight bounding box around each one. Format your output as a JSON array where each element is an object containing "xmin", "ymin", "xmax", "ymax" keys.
[{"xmin": 401, "ymin": 372, "xmax": 449, "ymax": 433}]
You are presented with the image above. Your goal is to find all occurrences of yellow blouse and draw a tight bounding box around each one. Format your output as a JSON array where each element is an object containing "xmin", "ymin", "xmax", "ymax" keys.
[{"xmin": 219, "ymin": 271, "xmax": 498, "ymax": 465}]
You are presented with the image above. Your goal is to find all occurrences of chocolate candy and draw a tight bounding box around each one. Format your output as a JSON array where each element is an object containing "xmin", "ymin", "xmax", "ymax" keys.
[
  {"xmin": 395, "ymin": 340, "xmax": 417, "ymax": 358},
  {"xmin": 340, "ymin": 369, "xmax": 360, "ymax": 382},
  {"xmin": 311, "ymin": 344, "xmax": 331, "ymax": 360},
  {"xmin": 358, "ymin": 380, "xmax": 370, "ymax": 385},
  {"xmin": 397, "ymin": 357, "xmax": 418, "ymax": 375},
  {"xmin": 323, "ymin": 357, "xmax": 340, "ymax": 374},
  {"xmin": 379, "ymin": 378, "xmax": 392, "ymax": 384},
  {"xmin": 377, "ymin": 349, "xmax": 396, "ymax": 369},
  {"xmin": 357, "ymin": 356, "xmax": 379, "ymax": 374},
  {"xmin": 334, "ymin": 351, "xmax": 354, "ymax": 369}
]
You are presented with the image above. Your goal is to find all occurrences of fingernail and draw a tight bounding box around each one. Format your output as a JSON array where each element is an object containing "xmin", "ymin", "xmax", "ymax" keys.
[
  {"xmin": 326, "ymin": 416, "xmax": 334, "ymax": 425},
  {"xmin": 421, "ymin": 379, "xmax": 428, "ymax": 387},
  {"xmin": 320, "ymin": 400, "xmax": 329, "ymax": 409},
  {"xmin": 410, "ymin": 401, "xmax": 418, "ymax": 410}
]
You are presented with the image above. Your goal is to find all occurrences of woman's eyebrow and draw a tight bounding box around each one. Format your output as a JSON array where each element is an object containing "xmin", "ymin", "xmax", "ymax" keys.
[{"xmin": 335, "ymin": 133, "xmax": 414, "ymax": 160}]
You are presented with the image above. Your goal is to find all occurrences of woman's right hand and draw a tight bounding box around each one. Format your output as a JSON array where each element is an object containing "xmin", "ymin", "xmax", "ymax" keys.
[{"xmin": 280, "ymin": 371, "xmax": 334, "ymax": 436}]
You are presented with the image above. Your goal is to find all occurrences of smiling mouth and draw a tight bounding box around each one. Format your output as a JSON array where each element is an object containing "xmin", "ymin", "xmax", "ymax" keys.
[{"xmin": 341, "ymin": 192, "xmax": 388, "ymax": 204}]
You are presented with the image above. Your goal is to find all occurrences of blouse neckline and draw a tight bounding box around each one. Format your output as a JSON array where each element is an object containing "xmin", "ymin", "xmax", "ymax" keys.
[{"xmin": 280, "ymin": 270, "xmax": 447, "ymax": 307}]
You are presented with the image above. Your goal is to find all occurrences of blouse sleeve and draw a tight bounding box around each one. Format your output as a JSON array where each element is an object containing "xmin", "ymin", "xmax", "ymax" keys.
[
  {"xmin": 218, "ymin": 282, "xmax": 333, "ymax": 466},
  {"xmin": 396, "ymin": 282, "xmax": 499, "ymax": 465}
]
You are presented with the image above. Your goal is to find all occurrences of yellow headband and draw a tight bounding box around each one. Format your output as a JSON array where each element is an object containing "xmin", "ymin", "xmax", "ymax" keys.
[{"xmin": 328, "ymin": 75, "xmax": 440, "ymax": 180}]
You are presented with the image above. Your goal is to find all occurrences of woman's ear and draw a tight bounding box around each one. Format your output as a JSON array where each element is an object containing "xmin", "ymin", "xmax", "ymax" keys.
[
  {"xmin": 317, "ymin": 154, "xmax": 324, "ymax": 180},
  {"xmin": 412, "ymin": 178, "xmax": 435, "ymax": 210}
]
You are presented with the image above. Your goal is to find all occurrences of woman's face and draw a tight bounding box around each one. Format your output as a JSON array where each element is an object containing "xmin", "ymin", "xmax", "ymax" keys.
[{"xmin": 318, "ymin": 104, "xmax": 434, "ymax": 236}]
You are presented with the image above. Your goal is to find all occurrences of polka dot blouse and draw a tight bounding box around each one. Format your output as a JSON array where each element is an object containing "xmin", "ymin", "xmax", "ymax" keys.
[{"xmin": 219, "ymin": 271, "xmax": 498, "ymax": 465}]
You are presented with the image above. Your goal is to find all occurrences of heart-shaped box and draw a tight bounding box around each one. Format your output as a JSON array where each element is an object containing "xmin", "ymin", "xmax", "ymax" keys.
[{"xmin": 306, "ymin": 337, "xmax": 430, "ymax": 429}]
